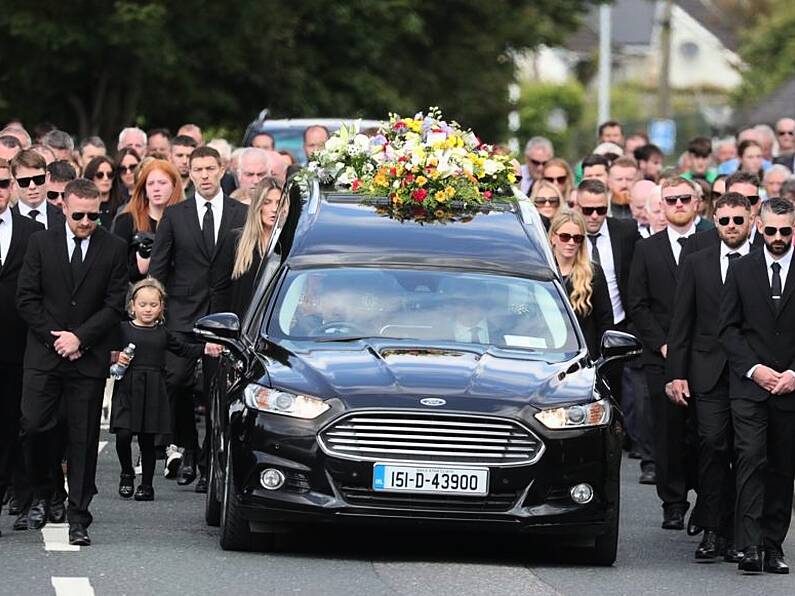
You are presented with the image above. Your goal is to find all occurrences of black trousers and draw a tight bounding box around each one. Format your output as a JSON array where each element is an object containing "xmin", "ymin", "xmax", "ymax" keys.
[
  {"xmin": 732, "ymin": 397, "xmax": 795, "ymax": 552},
  {"xmin": 20, "ymin": 369, "xmax": 105, "ymax": 527},
  {"xmin": 693, "ymin": 376, "xmax": 734, "ymax": 533},
  {"xmin": 646, "ymin": 365, "xmax": 699, "ymax": 511},
  {"xmin": 0, "ymin": 363, "xmax": 24, "ymax": 507}
]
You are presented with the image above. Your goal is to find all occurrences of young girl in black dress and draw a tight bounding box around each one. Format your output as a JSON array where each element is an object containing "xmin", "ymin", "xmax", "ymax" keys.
[{"xmin": 111, "ymin": 278, "xmax": 218, "ymax": 501}]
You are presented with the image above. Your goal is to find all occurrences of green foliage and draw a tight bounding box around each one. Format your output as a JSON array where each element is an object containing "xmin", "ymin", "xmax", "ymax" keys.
[
  {"xmin": 734, "ymin": 0, "xmax": 795, "ymax": 106},
  {"xmin": 0, "ymin": 0, "xmax": 601, "ymax": 144},
  {"xmin": 517, "ymin": 81, "xmax": 586, "ymax": 157}
]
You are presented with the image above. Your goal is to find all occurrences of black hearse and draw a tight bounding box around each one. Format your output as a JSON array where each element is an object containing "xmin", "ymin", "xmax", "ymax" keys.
[{"xmin": 196, "ymin": 179, "xmax": 640, "ymax": 565}]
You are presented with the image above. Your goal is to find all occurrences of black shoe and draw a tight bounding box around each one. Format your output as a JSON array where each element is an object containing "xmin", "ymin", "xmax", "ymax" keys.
[
  {"xmin": 27, "ymin": 499, "xmax": 49, "ymax": 530},
  {"xmin": 764, "ymin": 549, "xmax": 789, "ymax": 574},
  {"xmin": 695, "ymin": 530, "xmax": 721, "ymax": 561},
  {"xmin": 194, "ymin": 474, "xmax": 208, "ymax": 494},
  {"xmin": 738, "ymin": 546, "xmax": 764, "ymax": 574},
  {"xmin": 662, "ymin": 508, "xmax": 685, "ymax": 530},
  {"xmin": 13, "ymin": 512, "xmax": 28, "ymax": 531},
  {"xmin": 687, "ymin": 512, "xmax": 703, "ymax": 537},
  {"xmin": 133, "ymin": 485, "xmax": 154, "ymax": 501},
  {"xmin": 68, "ymin": 524, "xmax": 91, "ymax": 546},
  {"xmin": 176, "ymin": 450, "xmax": 197, "ymax": 486},
  {"xmin": 638, "ymin": 468, "xmax": 656, "ymax": 485},
  {"xmin": 49, "ymin": 498, "xmax": 66, "ymax": 524},
  {"xmin": 118, "ymin": 473, "xmax": 135, "ymax": 499},
  {"xmin": 724, "ymin": 543, "xmax": 743, "ymax": 563},
  {"xmin": 8, "ymin": 498, "xmax": 20, "ymax": 516}
]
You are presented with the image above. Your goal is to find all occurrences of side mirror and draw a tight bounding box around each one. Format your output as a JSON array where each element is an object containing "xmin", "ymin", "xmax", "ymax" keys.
[
  {"xmin": 194, "ymin": 313, "xmax": 244, "ymax": 353},
  {"xmin": 596, "ymin": 330, "xmax": 642, "ymax": 369}
]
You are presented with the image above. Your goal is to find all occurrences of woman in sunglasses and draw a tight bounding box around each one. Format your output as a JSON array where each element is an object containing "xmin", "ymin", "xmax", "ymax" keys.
[
  {"xmin": 116, "ymin": 148, "xmax": 141, "ymax": 196},
  {"xmin": 548, "ymin": 211, "xmax": 613, "ymax": 358},
  {"xmin": 84, "ymin": 154, "xmax": 129, "ymax": 229},
  {"xmin": 529, "ymin": 180, "xmax": 565, "ymax": 227},
  {"xmin": 542, "ymin": 158, "xmax": 574, "ymax": 204}
]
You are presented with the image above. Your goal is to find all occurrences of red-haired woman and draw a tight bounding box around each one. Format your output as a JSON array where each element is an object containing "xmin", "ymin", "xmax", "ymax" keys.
[{"xmin": 112, "ymin": 159, "xmax": 184, "ymax": 281}]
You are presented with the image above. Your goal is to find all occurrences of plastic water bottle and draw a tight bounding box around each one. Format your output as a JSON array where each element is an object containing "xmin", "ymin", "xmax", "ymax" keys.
[{"xmin": 110, "ymin": 343, "xmax": 136, "ymax": 380}]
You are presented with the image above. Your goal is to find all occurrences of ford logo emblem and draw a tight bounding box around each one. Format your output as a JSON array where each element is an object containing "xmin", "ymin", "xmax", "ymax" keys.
[{"xmin": 420, "ymin": 398, "xmax": 446, "ymax": 407}]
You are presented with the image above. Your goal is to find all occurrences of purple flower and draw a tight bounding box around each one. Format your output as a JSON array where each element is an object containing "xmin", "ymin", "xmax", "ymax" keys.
[{"xmin": 370, "ymin": 134, "xmax": 388, "ymax": 146}]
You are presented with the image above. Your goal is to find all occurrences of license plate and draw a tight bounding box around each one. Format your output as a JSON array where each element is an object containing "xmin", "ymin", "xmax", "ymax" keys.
[{"xmin": 372, "ymin": 463, "xmax": 489, "ymax": 496}]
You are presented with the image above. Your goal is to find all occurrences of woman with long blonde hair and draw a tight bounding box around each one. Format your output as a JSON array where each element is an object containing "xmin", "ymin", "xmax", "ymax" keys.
[
  {"xmin": 228, "ymin": 177, "xmax": 284, "ymax": 316},
  {"xmin": 548, "ymin": 211, "xmax": 613, "ymax": 357}
]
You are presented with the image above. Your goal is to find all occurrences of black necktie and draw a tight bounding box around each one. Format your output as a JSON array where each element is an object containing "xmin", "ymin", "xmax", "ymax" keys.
[
  {"xmin": 587, "ymin": 233, "xmax": 601, "ymax": 264},
  {"xmin": 677, "ymin": 237, "xmax": 688, "ymax": 249},
  {"xmin": 771, "ymin": 261, "xmax": 782, "ymax": 310},
  {"xmin": 202, "ymin": 202, "xmax": 215, "ymax": 254},
  {"xmin": 71, "ymin": 237, "xmax": 83, "ymax": 283},
  {"xmin": 727, "ymin": 252, "xmax": 741, "ymax": 262},
  {"xmin": 28, "ymin": 209, "xmax": 40, "ymax": 221}
]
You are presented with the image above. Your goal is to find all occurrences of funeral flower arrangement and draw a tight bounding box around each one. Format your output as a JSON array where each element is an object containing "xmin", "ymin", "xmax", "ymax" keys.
[{"xmin": 302, "ymin": 107, "xmax": 517, "ymax": 213}]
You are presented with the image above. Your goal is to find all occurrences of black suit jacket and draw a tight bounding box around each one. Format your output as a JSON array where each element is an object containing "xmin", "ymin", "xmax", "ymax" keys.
[
  {"xmin": 719, "ymin": 249, "xmax": 795, "ymax": 408},
  {"xmin": 11, "ymin": 202, "xmax": 65, "ymax": 229},
  {"xmin": 149, "ymin": 195, "xmax": 247, "ymax": 332},
  {"xmin": 666, "ymin": 243, "xmax": 728, "ymax": 392},
  {"xmin": 0, "ymin": 212, "xmax": 44, "ymax": 364},
  {"xmin": 773, "ymin": 154, "xmax": 794, "ymax": 171},
  {"xmin": 604, "ymin": 217, "xmax": 641, "ymax": 319},
  {"xmin": 16, "ymin": 225, "xmax": 128, "ymax": 378}
]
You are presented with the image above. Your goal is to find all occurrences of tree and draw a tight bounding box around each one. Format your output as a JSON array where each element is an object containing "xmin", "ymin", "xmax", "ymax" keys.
[{"xmin": 0, "ymin": 0, "xmax": 602, "ymax": 143}]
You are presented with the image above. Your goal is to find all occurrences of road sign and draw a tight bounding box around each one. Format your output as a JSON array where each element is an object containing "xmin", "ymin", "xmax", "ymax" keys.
[{"xmin": 648, "ymin": 119, "xmax": 676, "ymax": 155}]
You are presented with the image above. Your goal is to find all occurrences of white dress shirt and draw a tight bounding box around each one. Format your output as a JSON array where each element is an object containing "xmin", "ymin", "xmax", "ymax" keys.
[
  {"xmin": 638, "ymin": 223, "xmax": 651, "ymax": 239},
  {"xmin": 720, "ymin": 240, "xmax": 750, "ymax": 284},
  {"xmin": 195, "ymin": 190, "xmax": 223, "ymax": 243},
  {"xmin": 0, "ymin": 208, "xmax": 12, "ymax": 264},
  {"xmin": 65, "ymin": 221, "xmax": 90, "ymax": 261},
  {"xmin": 666, "ymin": 223, "xmax": 696, "ymax": 265},
  {"xmin": 17, "ymin": 200, "xmax": 49, "ymax": 229},
  {"xmin": 519, "ymin": 164, "xmax": 533, "ymax": 196},
  {"xmin": 592, "ymin": 220, "xmax": 623, "ymax": 324}
]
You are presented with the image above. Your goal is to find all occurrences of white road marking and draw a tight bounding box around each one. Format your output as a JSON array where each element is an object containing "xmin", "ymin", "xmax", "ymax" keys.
[
  {"xmin": 51, "ymin": 577, "xmax": 95, "ymax": 596},
  {"xmin": 42, "ymin": 524, "xmax": 80, "ymax": 552},
  {"xmin": 97, "ymin": 440, "xmax": 108, "ymax": 454}
]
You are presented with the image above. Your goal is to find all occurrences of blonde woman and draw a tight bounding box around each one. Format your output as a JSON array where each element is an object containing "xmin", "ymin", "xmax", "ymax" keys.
[
  {"xmin": 227, "ymin": 177, "xmax": 283, "ymax": 317},
  {"xmin": 530, "ymin": 179, "xmax": 565, "ymax": 229},
  {"xmin": 542, "ymin": 158, "xmax": 574, "ymax": 204},
  {"xmin": 548, "ymin": 211, "xmax": 613, "ymax": 357}
]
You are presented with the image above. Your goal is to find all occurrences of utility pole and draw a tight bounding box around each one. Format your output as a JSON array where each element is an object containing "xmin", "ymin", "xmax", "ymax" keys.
[
  {"xmin": 598, "ymin": 4, "xmax": 612, "ymax": 127},
  {"xmin": 657, "ymin": 0, "xmax": 673, "ymax": 118}
]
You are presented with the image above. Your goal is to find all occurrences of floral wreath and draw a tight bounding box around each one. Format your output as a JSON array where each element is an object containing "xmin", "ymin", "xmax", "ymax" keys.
[{"xmin": 300, "ymin": 107, "xmax": 517, "ymax": 215}]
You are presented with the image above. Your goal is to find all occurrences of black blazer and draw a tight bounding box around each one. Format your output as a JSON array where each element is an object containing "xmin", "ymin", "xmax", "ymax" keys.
[
  {"xmin": 149, "ymin": 196, "xmax": 247, "ymax": 332},
  {"xmin": 666, "ymin": 243, "xmax": 728, "ymax": 392},
  {"xmin": 719, "ymin": 250, "xmax": 795, "ymax": 408},
  {"xmin": 773, "ymin": 154, "xmax": 794, "ymax": 171},
  {"xmin": 605, "ymin": 218, "xmax": 641, "ymax": 318},
  {"xmin": 16, "ymin": 225, "xmax": 128, "ymax": 378},
  {"xmin": 11, "ymin": 202, "xmax": 65, "ymax": 229},
  {"xmin": 565, "ymin": 262, "xmax": 613, "ymax": 358},
  {"xmin": 0, "ymin": 212, "xmax": 44, "ymax": 364}
]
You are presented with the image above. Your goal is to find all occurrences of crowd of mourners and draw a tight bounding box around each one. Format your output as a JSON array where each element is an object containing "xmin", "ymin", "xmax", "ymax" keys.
[{"xmin": 0, "ymin": 115, "xmax": 795, "ymax": 575}]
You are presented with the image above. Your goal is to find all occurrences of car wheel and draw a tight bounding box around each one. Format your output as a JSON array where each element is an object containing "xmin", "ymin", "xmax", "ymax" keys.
[
  {"xmin": 586, "ymin": 494, "xmax": 619, "ymax": 566},
  {"xmin": 219, "ymin": 440, "xmax": 251, "ymax": 551},
  {"xmin": 205, "ymin": 439, "xmax": 221, "ymax": 527}
]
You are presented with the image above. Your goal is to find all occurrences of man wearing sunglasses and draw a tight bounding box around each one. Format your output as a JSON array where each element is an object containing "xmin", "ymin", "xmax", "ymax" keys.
[
  {"xmin": 772, "ymin": 117, "xmax": 795, "ymax": 172},
  {"xmin": 9, "ymin": 150, "xmax": 64, "ymax": 230},
  {"xmin": 0, "ymin": 157, "xmax": 44, "ymax": 539},
  {"xmin": 16, "ymin": 178, "xmax": 127, "ymax": 546},
  {"xmin": 719, "ymin": 197, "xmax": 795, "ymax": 574},
  {"xmin": 45, "ymin": 160, "xmax": 77, "ymax": 212},
  {"xmin": 519, "ymin": 136, "xmax": 553, "ymax": 195},
  {"xmin": 629, "ymin": 176, "xmax": 712, "ymax": 531},
  {"xmin": 666, "ymin": 192, "xmax": 752, "ymax": 563}
]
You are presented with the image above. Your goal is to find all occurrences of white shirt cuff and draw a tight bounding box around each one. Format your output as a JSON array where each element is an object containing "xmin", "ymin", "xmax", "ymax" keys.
[{"xmin": 746, "ymin": 364, "xmax": 760, "ymax": 379}]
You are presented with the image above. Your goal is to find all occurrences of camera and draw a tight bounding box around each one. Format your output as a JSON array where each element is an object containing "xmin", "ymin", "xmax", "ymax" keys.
[{"xmin": 131, "ymin": 232, "xmax": 156, "ymax": 258}]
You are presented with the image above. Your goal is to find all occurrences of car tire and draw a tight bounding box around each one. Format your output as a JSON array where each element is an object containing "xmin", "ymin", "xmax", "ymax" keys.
[
  {"xmin": 587, "ymin": 494, "xmax": 619, "ymax": 566},
  {"xmin": 205, "ymin": 442, "xmax": 221, "ymax": 527},
  {"xmin": 219, "ymin": 441, "xmax": 251, "ymax": 551}
]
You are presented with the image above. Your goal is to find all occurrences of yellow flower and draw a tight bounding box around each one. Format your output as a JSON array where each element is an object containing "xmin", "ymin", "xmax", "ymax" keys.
[
  {"xmin": 507, "ymin": 173, "xmax": 517, "ymax": 184},
  {"xmin": 435, "ymin": 190, "xmax": 447, "ymax": 202},
  {"xmin": 416, "ymin": 175, "xmax": 428, "ymax": 186},
  {"xmin": 392, "ymin": 194, "xmax": 403, "ymax": 206},
  {"xmin": 444, "ymin": 186, "xmax": 456, "ymax": 198},
  {"xmin": 374, "ymin": 171, "xmax": 388, "ymax": 187}
]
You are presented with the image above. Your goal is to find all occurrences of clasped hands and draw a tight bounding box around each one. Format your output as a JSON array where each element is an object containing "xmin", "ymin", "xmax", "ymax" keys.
[
  {"xmin": 51, "ymin": 330, "xmax": 82, "ymax": 361},
  {"xmin": 752, "ymin": 365, "xmax": 795, "ymax": 395}
]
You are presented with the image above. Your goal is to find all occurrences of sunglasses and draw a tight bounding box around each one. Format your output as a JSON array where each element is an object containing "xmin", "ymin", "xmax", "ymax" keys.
[
  {"xmin": 717, "ymin": 216, "xmax": 745, "ymax": 226},
  {"xmin": 763, "ymin": 226, "xmax": 793, "ymax": 237},
  {"xmin": 70, "ymin": 211, "xmax": 101, "ymax": 222},
  {"xmin": 118, "ymin": 163, "xmax": 139, "ymax": 174},
  {"xmin": 777, "ymin": 130, "xmax": 795, "ymax": 136},
  {"xmin": 557, "ymin": 233, "xmax": 584, "ymax": 244},
  {"xmin": 544, "ymin": 176, "xmax": 567, "ymax": 185},
  {"xmin": 0, "ymin": 178, "xmax": 11, "ymax": 189},
  {"xmin": 663, "ymin": 194, "xmax": 693, "ymax": 206},
  {"xmin": 746, "ymin": 195, "xmax": 760, "ymax": 205},
  {"xmin": 580, "ymin": 206, "xmax": 608, "ymax": 216},
  {"xmin": 530, "ymin": 159, "xmax": 547, "ymax": 167},
  {"xmin": 47, "ymin": 190, "xmax": 65, "ymax": 201},
  {"xmin": 15, "ymin": 174, "xmax": 46, "ymax": 188},
  {"xmin": 534, "ymin": 196, "xmax": 561, "ymax": 206},
  {"xmin": 94, "ymin": 170, "xmax": 114, "ymax": 180}
]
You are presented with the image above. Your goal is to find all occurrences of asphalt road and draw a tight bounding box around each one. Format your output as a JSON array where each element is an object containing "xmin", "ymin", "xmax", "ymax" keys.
[{"xmin": 1, "ymin": 435, "xmax": 793, "ymax": 596}]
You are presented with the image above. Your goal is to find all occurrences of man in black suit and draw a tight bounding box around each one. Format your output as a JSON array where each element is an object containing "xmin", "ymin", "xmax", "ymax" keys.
[
  {"xmin": 9, "ymin": 150, "xmax": 64, "ymax": 229},
  {"xmin": 666, "ymin": 192, "xmax": 752, "ymax": 562},
  {"xmin": 149, "ymin": 146, "xmax": 245, "ymax": 492},
  {"xmin": 16, "ymin": 178, "xmax": 127, "ymax": 546},
  {"xmin": 629, "ymin": 175, "xmax": 711, "ymax": 530},
  {"xmin": 0, "ymin": 158, "xmax": 44, "ymax": 538},
  {"xmin": 719, "ymin": 197, "xmax": 795, "ymax": 574}
]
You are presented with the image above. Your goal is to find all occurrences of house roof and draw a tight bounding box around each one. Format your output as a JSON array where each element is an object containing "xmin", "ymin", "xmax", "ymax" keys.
[{"xmin": 737, "ymin": 76, "xmax": 795, "ymax": 126}]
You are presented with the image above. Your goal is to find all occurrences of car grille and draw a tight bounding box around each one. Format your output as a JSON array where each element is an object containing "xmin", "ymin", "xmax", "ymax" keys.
[
  {"xmin": 337, "ymin": 483, "xmax": 519, "ymax": 512},
  {"xmin": 318, "ymin": 411, "xmax": 544, "ymax": 466}
]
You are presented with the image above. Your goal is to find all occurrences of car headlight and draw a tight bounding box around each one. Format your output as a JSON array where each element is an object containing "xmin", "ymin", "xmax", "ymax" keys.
[
  {"xmin": 243, "ymin": 384, "xmax": 330, "ymax": 419},
  {"xmin": 534, "ymin": 400, "xmax": 610, "ymax": 429}
]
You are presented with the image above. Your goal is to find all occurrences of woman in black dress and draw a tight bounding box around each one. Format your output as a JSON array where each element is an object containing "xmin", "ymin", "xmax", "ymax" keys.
[
  {"xmin": 111, "ymin": 159, "xmax": 185, "ymax": 281},
  {"xmin": 548, "ymin": 211, "xmax": 613, "ymax": 358},
  {"xmin": 228, "ymin": 177, "xmax": 283, "ymax": 317}
]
